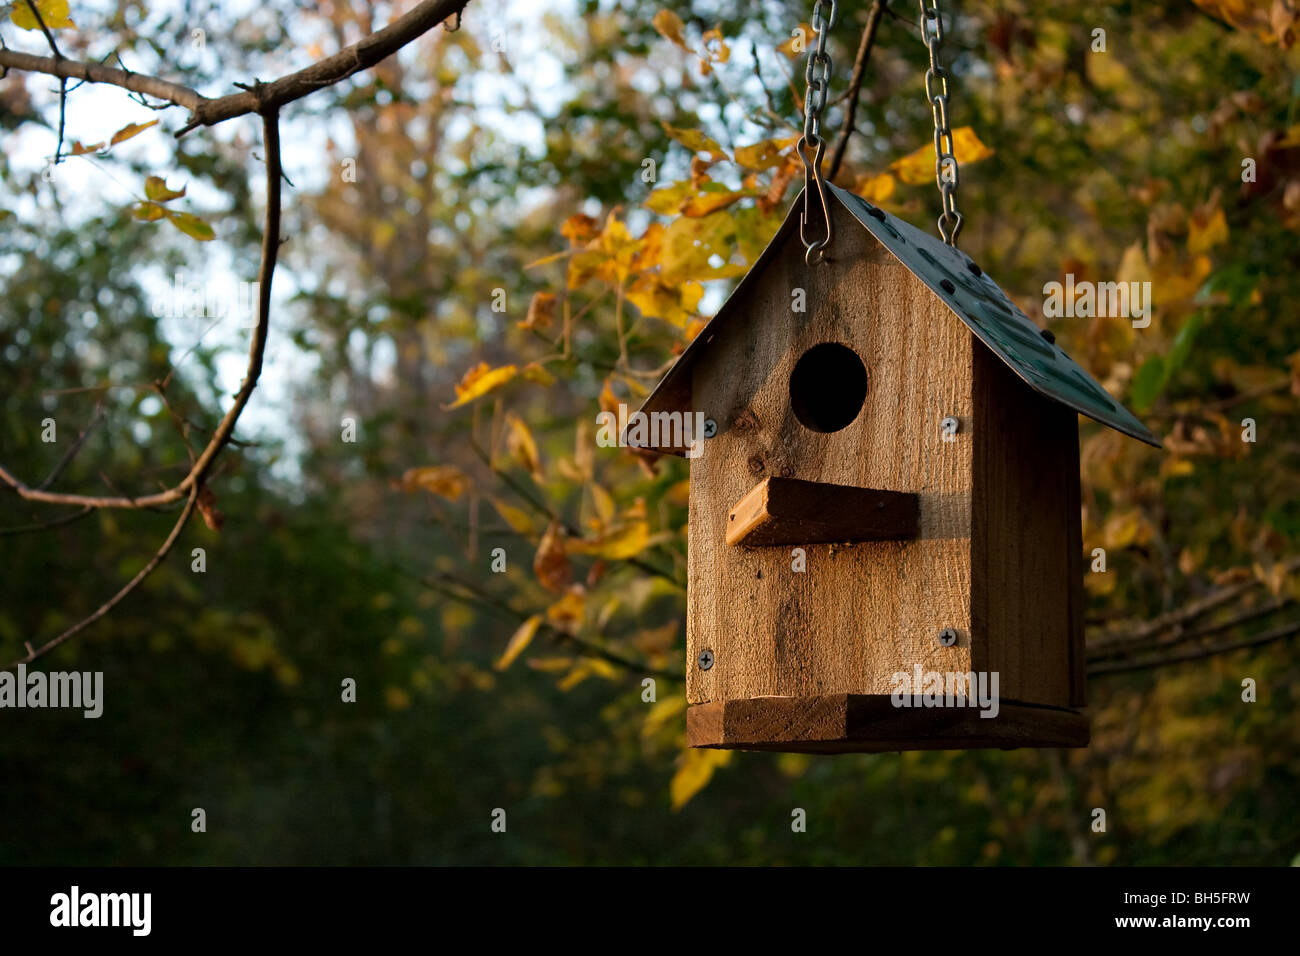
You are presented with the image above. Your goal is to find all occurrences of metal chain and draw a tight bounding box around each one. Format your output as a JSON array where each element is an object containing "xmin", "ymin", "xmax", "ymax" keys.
[
  {"xmin": 919, "ymin": 0, "xmax": 962, "ymax": 246},
  {"xmin": 798, "ymin": 0, "xmax": 837, "ymax": 265}
]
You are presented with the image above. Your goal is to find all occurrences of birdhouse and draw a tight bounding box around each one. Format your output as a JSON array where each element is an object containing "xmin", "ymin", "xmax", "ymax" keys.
[{"xmin": 633, "ymin": 184, "xmax": 1160, "ymax": 754}]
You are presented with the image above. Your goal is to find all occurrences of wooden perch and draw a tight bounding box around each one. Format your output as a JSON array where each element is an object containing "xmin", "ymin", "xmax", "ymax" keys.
[{"xmin": 725, "ymin": 476, "xmax": 919, "ymax": 547}]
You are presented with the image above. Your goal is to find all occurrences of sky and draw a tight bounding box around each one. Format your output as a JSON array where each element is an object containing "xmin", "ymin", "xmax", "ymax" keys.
[{"xmin": 3, "ymin": 0, "xmax": 577, "ymax": 478}]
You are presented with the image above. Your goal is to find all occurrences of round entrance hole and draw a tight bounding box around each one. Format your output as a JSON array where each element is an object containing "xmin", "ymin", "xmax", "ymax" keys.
[{"xmin": 789, "ymin": 342, "xmax": 868, "ymax": 433}]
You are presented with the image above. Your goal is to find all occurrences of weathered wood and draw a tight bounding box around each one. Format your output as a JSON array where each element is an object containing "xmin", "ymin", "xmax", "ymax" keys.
[
  {"xmin": 970, "ymin": 341, "xmax": 1081, "ymax": 708},
  {"xmin": 687, "ymin": 695, "xmax": 1090, "ymax": 752},
  {"xmin": 686, "ymin": 196, "xmax": 973, "ymax": 707},
  {"xmin": 726, "ymin": 476, "xmax": 919, "ymax": 547}
]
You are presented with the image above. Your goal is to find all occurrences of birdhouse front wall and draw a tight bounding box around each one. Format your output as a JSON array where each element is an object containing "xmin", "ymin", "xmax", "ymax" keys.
[{"xmin": 686, "ymin": 200, "xmax": 975, "ymax": 707}]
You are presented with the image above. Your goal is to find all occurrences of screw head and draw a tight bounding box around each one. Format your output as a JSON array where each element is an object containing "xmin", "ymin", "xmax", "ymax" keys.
[
  {"xmin": 697, "ymin": 649, "xmax": 714, "ymax": 670},
  {"xmin": 703, "ymin": 418, "xmax": 717, "ymax": 438},
  {"xmin": 941, "ymin": 415, "xmax": 960, "ymax": 434},
  {"xmin": 938, "ymin": 628, "xmax": 959, "ymax": 647}
]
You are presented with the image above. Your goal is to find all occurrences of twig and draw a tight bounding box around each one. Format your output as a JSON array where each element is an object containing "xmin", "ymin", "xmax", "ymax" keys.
[
  {"xmin": 827, "ymin": 0, "xmax": 887, "ymax": 182},
  {"xmin": 36, "ymin": 402, "xmax": 105, "ymax": 491},
  {"xmin": 5, "ymin": 485, "xmax": 199, "ymax": 669},
  {"xmin": 0, "ymin": 506, "xmax": 93, "ymax": 537},
  {"xmin": 1088, "ymin": 618, "xmax": 1300, "ymax": 676}
]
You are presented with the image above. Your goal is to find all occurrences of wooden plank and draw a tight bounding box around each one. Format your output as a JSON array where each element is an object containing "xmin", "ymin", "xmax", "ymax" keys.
[
  {"xmin": 1063, "ymin": 424, "xmax": 1087, "ymax": 707},
  {"xmin": 687, "ymin": 695, "xmax": 1089, "ymax": 753},
  {"xmin": 970, "ymin": 340, "xmax": 1079, "ymax": 708},
  {"xmin": 686, "ymin": 195, "xmax": 973, "ymax": 707},
  {"xmin": 725, "ymin": 476, "xmax": 920, "ymax": 547}
]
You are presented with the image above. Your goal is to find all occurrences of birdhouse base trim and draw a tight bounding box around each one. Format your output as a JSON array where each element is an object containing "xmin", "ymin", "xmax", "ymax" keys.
[
  {"xmin": 686, "ymin": 694, "xmax": 1089, "ymax": 754},
  {"xmin": 726, "ymin": 476, "xmax": 920, "ymax": 547}
]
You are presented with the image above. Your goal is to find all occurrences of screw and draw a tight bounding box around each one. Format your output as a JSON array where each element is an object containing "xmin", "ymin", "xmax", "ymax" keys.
[
  {"xmin": 703, "ymin": 418, "xmax": 717, "ymax": 438},
  {"xmin": 698, "ymin": 649, "xmax": 714, "ymax": 670},
  {"xmin": 938, "ymin": 628, "xmax": 958, "ymax": 647},
  {"xmin": 941, "ymin": 415, "xmax": 960, "ymax": 436}
]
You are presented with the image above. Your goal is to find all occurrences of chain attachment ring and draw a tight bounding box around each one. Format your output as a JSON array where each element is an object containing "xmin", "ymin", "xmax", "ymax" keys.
[{"xmin": 798, "ymin": 0, "xmax": 838, "ymax": 266}]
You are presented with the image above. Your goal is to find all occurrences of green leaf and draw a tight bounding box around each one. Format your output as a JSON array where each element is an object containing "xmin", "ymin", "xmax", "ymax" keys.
[
  {"xmin": 1130, "ymin": 356, "xmax": 1166, "ymax": 412},
  {"xmin": 145, "ymin": 176, "xmax": 187, "ymax": 202},
  {"xmin": 131, "ymin": 201, "xmax": 166, "ymax": 222},
  {"xmin": 164, "ymin": 210, "xmax": 216, "ymax": 241}
]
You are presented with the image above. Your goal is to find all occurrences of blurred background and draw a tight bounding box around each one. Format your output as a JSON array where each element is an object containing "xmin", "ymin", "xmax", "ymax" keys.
[{"xmin": 1, "ymin": 0, "xmax": 1298, "ymax": 865}]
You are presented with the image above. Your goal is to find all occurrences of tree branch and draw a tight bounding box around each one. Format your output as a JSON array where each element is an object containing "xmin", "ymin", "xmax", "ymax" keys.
[
  {"xmin": 827, "ymin": 0, "xmax": 887, "ymax": 182},
  {"xmin": 5, "ymin": 485, "xmax": 199, "ymax": 669},
  {"xmin": 0, "ymin": 0, "xmax": 471, "ymax": 137}
]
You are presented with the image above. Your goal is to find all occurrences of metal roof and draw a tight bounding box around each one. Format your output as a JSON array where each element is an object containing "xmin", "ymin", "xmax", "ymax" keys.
[{"xmin": 636, "ymin": 186, "xmax": 1161, "ymax": 452}]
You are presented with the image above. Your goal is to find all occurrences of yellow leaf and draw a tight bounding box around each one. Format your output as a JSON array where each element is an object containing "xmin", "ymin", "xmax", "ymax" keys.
[
  {"xmin": 590, "ymin": 484, "xmax": 616, "ymax": 527},
  {"xmin": 661, "ymin": 122, "xmax": 728, "ymax": 161},
  {"xmin": 521, "ymin": 362, "xmax": 557, "ymax": 386},
  {"xmin": 642, "ymin": 695, "xmax": 686, "ymax": 741},
  {"xmin": 1188, "ymin": 205, "xmax": 1229, "ymax": 254},
  {"xmin": 569, "ymin": 517, "xmax": 650, "ymax": 560},
  {"xmin": 855, "ymin": 171, "xmax": 897, "ymax": 204},
  {"xmin": 546, "ymin": 586, "xmax": 585, "ymax": 634},
  {"xmin": 445, "ymin": 362, "xmax": 518, "ymax": 408},
  {"xmin": 10, "ymin": 0, "xmax": 75, "ymax": 30},
  {"xmin": 490, "ymin": 497, "xmax": 536, "ymax": 536},
  {"xmin": 1103, "ymin": 509, "xmax": 1141, "ymax": 550},
  {"xmin": 625, "ymin": 274, "xmax": 703, "ymax": 328},
  {"xmin": 144, "ymin": 175, "xmax": 186, "ymax": 202},
  {"xmin": 496, "ymin": 614, "xmax": 543, "ymax": 671},
  {"xmin": 533, "ymin": 520, "xmax": 572, "ymax": 593},
  {"xmin": 734, "ymin": 136, "xmax": 799, "ymax": 170},
  {"xmin": 652, "ymin": 10, "xmax": 691, "ymax": 49},
  {"xmin": 680, "ymin": 188, "xmax": 754, "ymax": 217},
  {"xmin": 777, "ymin": 23, "xmax": 812, "ymax": 58},
  {"xmin": 400, "ymin": 465, "xmax": 469, "ymax": 500},
  {"xmin": 645, "ymin": 180, "xmax": 696, "ymax": 215},
  {"xmin": 110, "ymin": 119, "xmax": 159, "ymax": 146},
  {"xmin": 69, "ymin": 140, "xmax": 104, "ymax": 156},
  {"xmin": 164, "ymin": 210, "xmax": 215, "ymax": 241},
  {"xmin": 561, "ymin": 213, "xmax": 600, "ymax": 244},
  {"xmin": 670, "ymin": 747, "xmax": 732, "ymax": 810},
  {"xmin": 889, "ymin": 126, "xmax": 994, "ymax": 185},
  {"xmin": 701, "ymin": 27, "xmax": 730, "ymax": 63},
  {"xmin": 518, "ymin": 290, "xmax": 557, "ymax": 331},
  {"xmin": 504, "ymin": 412, "xmax": 543, "ymax": 479},
  {"xmin": 132, "ymin": 201, "xmax": 166, "ymax": 222}
]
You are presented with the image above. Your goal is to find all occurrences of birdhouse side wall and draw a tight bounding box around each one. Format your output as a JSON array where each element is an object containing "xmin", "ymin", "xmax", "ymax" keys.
[
  {"xmin": 685, "ymin": 201, "xmax": 975, "ymax": 706},
  {"xmin": 970, "ymin": 342, "xmax": 1087, "ymax": 708}
]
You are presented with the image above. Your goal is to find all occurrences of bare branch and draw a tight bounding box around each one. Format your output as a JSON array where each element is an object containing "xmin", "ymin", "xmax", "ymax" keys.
[
  {"xmin": 1088, "ymin": 618, "xmax": 1300, "ymax": 676},
  {"xmin": 827, "ymin": 0, "xmax": 887, "ymax": 182},
  {"xmin": 0, "ymin": 1, "xmax": 471, "ymax": 137},
  {"xmin": 36, "ymin": 402, "xmax": 104, "ymax": 491},
  {"xmin": 5, "ymin": 485, "xmax": 199, "ymax": 669}
]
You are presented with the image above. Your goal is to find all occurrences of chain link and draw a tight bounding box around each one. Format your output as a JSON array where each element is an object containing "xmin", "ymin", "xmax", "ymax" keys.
[
  {"xmin": 798, "ymin": 0, "xmax": 837, "ymax": 265},
  {"xmin": 919, "ymin": 0, "xmax": 962, "ymax": 246}
]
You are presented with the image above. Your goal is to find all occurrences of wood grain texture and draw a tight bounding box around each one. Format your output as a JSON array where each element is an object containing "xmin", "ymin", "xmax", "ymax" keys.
[
  {"xmin": 686, "ymin": 197, "xmax": 973, "ymax": 706},
  {"xmin": 725, "ymin": 476, "xmax": 919, "ymax": 547},
  {"xmin": 687, "ymin": 695, "xmax": 1089, "ymax": 752},
  {"xmin": 970, "ymin": 341, "xmax": 1084, "ymax": 708}
]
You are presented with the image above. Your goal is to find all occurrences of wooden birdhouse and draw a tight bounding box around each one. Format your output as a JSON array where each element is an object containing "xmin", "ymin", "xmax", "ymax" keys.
[{"xmin": 632, "ymin": 185, "xmax": 1160, "ymax": 754}]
